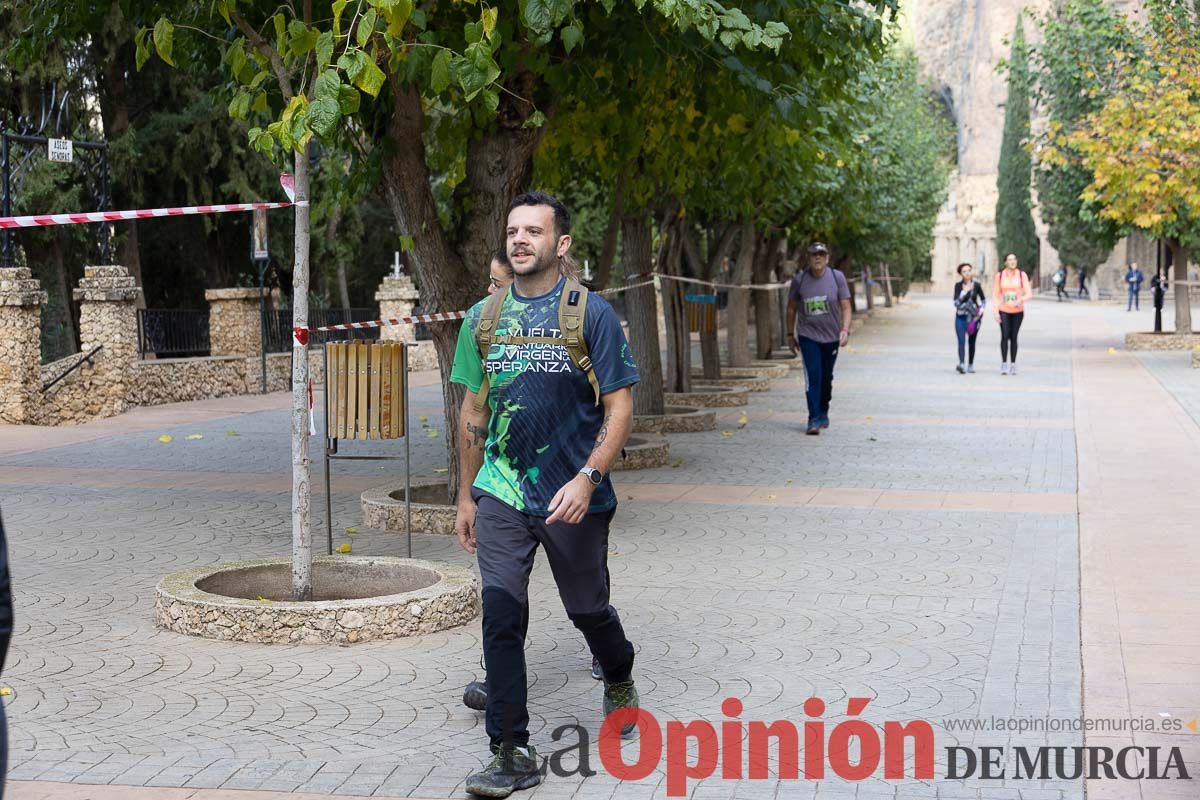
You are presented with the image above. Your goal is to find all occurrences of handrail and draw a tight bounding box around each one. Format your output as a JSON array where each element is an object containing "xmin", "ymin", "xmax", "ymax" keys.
[{"xmin": 41, "ymin": 345, "xmax": 103, "ymax": 392}]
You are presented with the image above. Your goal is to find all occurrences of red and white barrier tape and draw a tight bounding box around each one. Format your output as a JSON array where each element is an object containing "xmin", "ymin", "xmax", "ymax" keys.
[
  {"xmin": 0, "ymin": 200, "xmax": 306, "ymax": 230},
  {"xmin": 292, "ymin": 309, "xmax": 469, "ymax": 345}
]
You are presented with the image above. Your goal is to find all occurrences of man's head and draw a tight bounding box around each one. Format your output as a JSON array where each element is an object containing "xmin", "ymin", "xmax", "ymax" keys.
[
  {"xmin": 1131, "ymin": 262, "xmax": 1139, "ymax": 271},
  {"xmin": 506, "ymin": 192, "xmax": 573, "ymax": 277},
  {"xmin": 807, "ymin": 242, "xmax": 830, "ymax": 272}
]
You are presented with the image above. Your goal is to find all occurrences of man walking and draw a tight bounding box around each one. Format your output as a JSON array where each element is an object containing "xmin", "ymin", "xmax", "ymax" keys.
[
  {"xmin": 1053, "ymin": 266, "xmax": 1069, "ymax": 302},
  {"xmin": 1077, "ymin": 267, "xmax": 1090, "ymax": 299},
  {"xmin": 1126, "ymin": 262, "xmax": 1145, "ymax": 311},
  {"xmin": 786, "ymin": 242, "xmax": 852, "ymax": 435},
  {"xmin": 452, "ymin": 192, "xmax": 640, "ymax": 797}
]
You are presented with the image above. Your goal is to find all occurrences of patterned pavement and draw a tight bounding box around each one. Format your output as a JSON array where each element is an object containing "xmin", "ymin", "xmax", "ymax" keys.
[{"xmin": 0, "ymin": 297, "xmax": 1194, "ymax": 799}]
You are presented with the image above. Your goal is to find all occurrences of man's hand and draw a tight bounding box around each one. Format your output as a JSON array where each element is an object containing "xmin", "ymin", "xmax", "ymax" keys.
[
  {"xmin": 455, "ymin": 498, "xmax": 477, "ymax": 555},
  {"xmin": 838, "ymin": 329, "xmax": 849, "ymax": 347},
  {"xmin": 787, "ymin": 333, "xmax": 797, "ymax": 355},
  {"xmin": 546, "ymin": 474, "xmax": 595, "ymax": 525}
]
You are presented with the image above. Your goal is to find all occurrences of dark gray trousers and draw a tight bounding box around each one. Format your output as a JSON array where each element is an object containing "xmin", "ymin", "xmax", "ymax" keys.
[{"xmin": 473, "ymin": 491, "xmax": 634, "ymax": 750}]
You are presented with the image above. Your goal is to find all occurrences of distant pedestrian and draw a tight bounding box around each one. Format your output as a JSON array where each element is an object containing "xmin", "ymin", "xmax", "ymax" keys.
[
  {"xmin": 993, "ymin": 253, "xmax": 1033, "ymax": 376},
  {"xmin": 1052, "ymin": 267, "xmax": 1069, "ymax": 302},
  {"xmin": 1077, "ymin": 267, "xmax": 1090, "ymax": 299},
  {"xmin": 1125, "ymin": 262, "xmax": 1145, "ymax": 311},
  {"xmin": 786, "ymin": 242, "xmax": 852, "ymax": 435},
  {"xmin": 953, "ymin": 263, "xmax": 986, "ymax": 373}
]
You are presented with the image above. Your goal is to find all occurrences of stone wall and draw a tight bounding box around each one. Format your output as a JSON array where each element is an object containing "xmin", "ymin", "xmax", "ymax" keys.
[{"xmin": 0, "ymin": 268, "xmax": 46, "ymax": 424}]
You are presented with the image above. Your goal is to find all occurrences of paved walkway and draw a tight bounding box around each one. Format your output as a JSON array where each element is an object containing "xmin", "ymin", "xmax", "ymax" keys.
[{"xmin": 0, "ymin": 297, "xmax": 1196, "ymax": 799}]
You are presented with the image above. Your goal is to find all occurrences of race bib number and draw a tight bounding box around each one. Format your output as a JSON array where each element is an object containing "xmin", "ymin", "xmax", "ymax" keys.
[
  {"xmin": 804, "ymin": 295, "xmax": 829, "ymax": 316},
  {"xmin": 1003, "ymin": 291, "xmax": 1018, "ymax": 304}
]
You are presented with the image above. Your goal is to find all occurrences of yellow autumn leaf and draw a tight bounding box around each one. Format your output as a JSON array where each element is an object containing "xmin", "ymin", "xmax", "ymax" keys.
[
  {"xmin": 226, "ymin": 431, "xmax": 240, "ymax": 436},
  {"xmin": 727, "ymin": 114, "xmax": 747, "ymax": 134},
  {"xmin": 785, "ymin": 479, "xmax": 794, "ymax": 485},
  {"xmin": 721, "ymin": 430, "xmax": 734, "ymax": 438},
  {"xmin": 418, "ymin": 415, "xmax": 428, "ymax": 423},
  {"xmin": 671, "ymin": 458, "xmax": 684, "ymax": 468},
  {"xmin": 0, "ymin": 687, "xmax": 11, "ymax": 697},
  {"xmin": 335, "ymin": 543, "xmax": 352, "ymax": 554},
  {"xmin": 186, "ymin": 434, "xmax": 204, "ymax": 441},
  {"xmin": 737, "ymin": 413, "xmax": 748, "ymax": 428},
  {"xmin": 426, "ymin": 429, "xmax": 439, "ymax": 438},
  {"xmin": 256, "ymin": 596, "xmax": 269, "ymax": 602},
  {"xmin": 157, "ymin": 435, "xmax": 173, "ymax": 443},
  {"xmin": 1108, "ymin": 347, "xmax": 1118, "ymax": 354},
  {"xmin": 433, "ymin": 468, "xmax": 449, "ymax": 474},
  {"xmin": 345, "ymin": 527, "xmax": 357, "ymax": 535},
  {"xmin": 766, "ymin": 494, "xmax": 777, "ymax": 500}
]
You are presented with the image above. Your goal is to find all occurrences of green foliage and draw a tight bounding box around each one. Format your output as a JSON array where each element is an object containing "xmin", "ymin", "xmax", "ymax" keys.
[
  {"xmin": 1032, "ymin": 0, "xmax": 1131, "ymax": 270},
  {"xmin": 995, "ymin": 15, "xmax": 1039, "ymax": 272}
]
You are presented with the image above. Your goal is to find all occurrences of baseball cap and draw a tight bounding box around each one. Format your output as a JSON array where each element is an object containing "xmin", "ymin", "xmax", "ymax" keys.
[{"xmin": 807, "ymin": 242, "xmax": 830, "ymax": 255}]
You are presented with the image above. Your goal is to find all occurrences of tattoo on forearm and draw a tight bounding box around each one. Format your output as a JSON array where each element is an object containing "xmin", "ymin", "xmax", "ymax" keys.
[
  {"xmin": 465, "ymin": 421, "xmax": 486, "ymax": 450},
  {"xmin": 591, "ymin": 413, "xmax": 612, "ymax": 454}
]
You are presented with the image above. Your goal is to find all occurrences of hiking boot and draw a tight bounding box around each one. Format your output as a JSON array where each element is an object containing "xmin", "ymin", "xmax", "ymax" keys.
[
  {"xmin": 956, "ymin": 363, "xmax": 965, "ymax": 374},
  {"xmin": 603, "ymin": 679, "xmax": 640, "ymax": 737},
  {"xmin": 966, "ymin": 364, "xmax": 976, "ymax": 374},
  {"xmin": 806, "ymin": 421, "xmax": 820, "ymax": 436},
  {"xmin": 591, "ymin": 655, "xmax": 603, "ymax": 681},
  {"xmin": 465, "ymin": 744, "xmax": 543, "ymax": 798},
  {"xmin": 463, "ymin": 680, "xmax": 488, "ymax": 711}
]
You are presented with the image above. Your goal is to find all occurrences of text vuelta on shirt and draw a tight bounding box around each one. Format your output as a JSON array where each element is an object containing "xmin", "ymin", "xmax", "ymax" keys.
[{"xmin": 486, "ymin": 326, "xmax": 574, "ymax": 375}]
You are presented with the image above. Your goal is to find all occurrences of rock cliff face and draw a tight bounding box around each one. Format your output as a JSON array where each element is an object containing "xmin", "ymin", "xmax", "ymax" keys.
[{"xmin": 908, "ymin": 0, "xmax": 1148, "ymax": 292}]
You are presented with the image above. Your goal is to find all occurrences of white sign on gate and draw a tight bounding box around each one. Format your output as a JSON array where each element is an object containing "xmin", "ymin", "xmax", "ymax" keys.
[{"xmin": 47, "ymin": 138, "xmax": 74, "ymax": 163}]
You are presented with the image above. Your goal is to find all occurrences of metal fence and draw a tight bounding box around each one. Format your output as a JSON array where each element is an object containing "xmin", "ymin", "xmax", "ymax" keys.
[
  {"xmin": 137, "ymin": 308, "xmax": 210, "ymax": 358},
  {"xmin": 265, "ymin": 308, "xmax": 383, "ymax": 352}
]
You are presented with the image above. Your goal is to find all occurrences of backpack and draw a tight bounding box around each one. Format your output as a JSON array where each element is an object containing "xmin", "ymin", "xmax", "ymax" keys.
[
  {"xmin": 1052, "ymin": 270, "xmax": 1064, "ymax": 286},
  {"xmin": 472, "ymin": 277, "xmax": 601, "ymax": 412}
]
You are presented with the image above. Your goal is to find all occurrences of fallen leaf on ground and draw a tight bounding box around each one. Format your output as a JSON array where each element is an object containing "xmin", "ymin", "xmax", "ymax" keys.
[
  {"xmin": 157, "ymin": 435, "xmax": 173, "ymax": 443},
  {"xmin": 721, "ymin": 430, "xmax": 734, "ymax": 438},
  {"xmin": 766, "ymin": 494, "xmax": 777, "ymax": 500},
  {"xmin": 335, "ymin": 543, "xmax": 352, "ymax": 554},
  {"xmin": 671, "ymin": 458, "xmax": 684, "ymax": 468},
  {"xmin": 256, "ymin": 596, "xmax": 269, "ymax": 603},
  {"xmin": 785, "ymin": 479, "xmax": 794, "ymax": 485},
  {"xmin": 426, "ymin": 429, "xmax": 439, "ymax": 438},
  {"xmin": 869, "ymin": 436, "xmax": 878, "ymax": 442},
  {"xmin": 0, "ymin": 687, "xmax": 11, "ymax": 697},
  {"xmin": 418, "ymin": 415, "xmax": 428, "ymax": 423},
  {"xmin": 1108, "ymin": 347, "xmax": 1118, "ymax": 354},
  {"xmin": 185, "ymin": 434, "xmax": 204, "ymax": 441},
  {"xmin": 433, "ymin": 468, "xmax": 449, "ymax": 474},
  {"xmin": 737, "ymin": 413, "xmax": 748, "ymax": 428},
  {"xmin": 345, "ymin": 527, "xmax": 357, "ymax": 535},
  {"xmin": 226, "ymin": 431, "xmax": 240, "ymax": 437}
]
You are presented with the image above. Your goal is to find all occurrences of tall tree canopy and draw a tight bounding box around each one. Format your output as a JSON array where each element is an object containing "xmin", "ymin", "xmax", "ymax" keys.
[{"xmin": 995, "ymin": 14, "xmax": 1039, "ymax": 273}]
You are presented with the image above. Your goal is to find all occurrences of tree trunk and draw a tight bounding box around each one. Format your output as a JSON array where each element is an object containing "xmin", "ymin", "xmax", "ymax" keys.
[
  {"xmin": 594, "ymin": 170, "xmax": 626, "ymax": 291},
  {"xmin": 93, "ymin": 34, "xmax": 146, "ymax": 306},
  {"xmin": 1169, "ymin": 239, "xmax": 1193, "ymax": 334},
  {"xmin": 326, "ymin": 205, "xmax": 351, "ymax": 311},
  {"xmin": 680, "ymin": 225, "xmax": 720, "ymax": 380},
  {"xmin": 660, "ymin": 221, "xmax": 690, "ymax": 394},
  {"xmin": 862, "ymin": 264, "xmax": 874, "ymax": 311},
  {"xmin": 622, "ymin": 211, "xmax": 663, "ymax": 415},
  {"xmin": 752, "ymin": 234, "xmax": 777, "ymax": 360},
  {"xmin": 380, "ymin": 81, "xmax": 542, "ymax": 503},
  {"xmin": 881, "ymin": 263, "xmax": 894, "ymax": 308},
  {"xmin": 291, "ymin": 143, "xmax": 313, "ymax": 602},
  {"xmin": 726, "ymin": 221, "xmax": 756, "ymax": 367}
]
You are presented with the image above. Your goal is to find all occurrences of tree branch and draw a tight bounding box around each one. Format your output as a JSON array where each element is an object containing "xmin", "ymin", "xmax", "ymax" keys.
[{"xmin": 231, "ymin": 9, "xmax": 294, "ymax": 100}]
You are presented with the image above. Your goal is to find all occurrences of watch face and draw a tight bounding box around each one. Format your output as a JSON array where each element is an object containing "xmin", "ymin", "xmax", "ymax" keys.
[{"xmin": 587, "ymin": 469, "xmax": 602, "ymax": 485}]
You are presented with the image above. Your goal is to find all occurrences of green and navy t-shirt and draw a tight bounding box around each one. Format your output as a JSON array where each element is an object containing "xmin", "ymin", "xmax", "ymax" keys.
[{"xmin": 450, "ymin": 278, "xmax": 640, "ymax": 516}]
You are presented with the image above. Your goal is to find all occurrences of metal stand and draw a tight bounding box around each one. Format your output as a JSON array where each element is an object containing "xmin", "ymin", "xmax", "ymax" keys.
[{"xmin": 322, "ymin": 342, "xmax": 412, "ymax": 558}]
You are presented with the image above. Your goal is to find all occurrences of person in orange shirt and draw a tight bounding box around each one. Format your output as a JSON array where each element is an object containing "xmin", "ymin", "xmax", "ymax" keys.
[{"xmin": 992, "ymin": 253, "xmax": 1033, "ymax": 375}]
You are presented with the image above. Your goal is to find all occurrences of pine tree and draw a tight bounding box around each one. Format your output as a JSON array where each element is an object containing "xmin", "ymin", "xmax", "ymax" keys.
[{"xmin": 996, "ymin": 15, "xmax": 1040, "ymax": 275}]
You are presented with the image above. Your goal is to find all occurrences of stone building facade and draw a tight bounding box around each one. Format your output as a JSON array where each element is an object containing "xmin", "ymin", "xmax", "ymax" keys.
[{"xmin": 908, "ymin": 0, "xmax": 1153, "ymax": 296}]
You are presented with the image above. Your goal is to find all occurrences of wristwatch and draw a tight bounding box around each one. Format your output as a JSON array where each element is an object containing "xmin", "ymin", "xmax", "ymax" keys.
[{"xmin": 579, "ymin": 466, "xmax": 604, "ymax": 486}]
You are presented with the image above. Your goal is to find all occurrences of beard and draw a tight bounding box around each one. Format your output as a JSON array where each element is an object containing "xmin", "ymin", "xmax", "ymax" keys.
[{"xmin": 509, "ymin": 246, "xmax": 558, "ymax": 277}]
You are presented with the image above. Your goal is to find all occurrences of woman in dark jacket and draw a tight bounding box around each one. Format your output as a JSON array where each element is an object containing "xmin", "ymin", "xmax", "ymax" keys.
[{"xmin": 954, "ymin": 262, "xmax": 986, "ymax": 373}]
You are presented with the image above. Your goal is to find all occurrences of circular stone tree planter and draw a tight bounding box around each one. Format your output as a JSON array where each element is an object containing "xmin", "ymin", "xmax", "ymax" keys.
[
  {"xmin": 612, "ymin": 435, "xmax": 670, "ymax": 471},
  {"xmin": 694, "ymin": 366, "xmax": 779, "ymax": 382},
  {"xmin": 685, "ymin": 375, "xmax": 770, "ymax": 393},
  {"xmin": 665, "ymin": 385, "xmax": 749, "ymax": 408},
  {"xmin": 633, "ymin": 405, "xmax": 717, "ymax": 434},
  {"xmin": 155, "ymin": 556, "xmax": 479, "ymax": 644},
  {"xmin": 362, "ymin": 482, "xmax": 456, "ymax": 535},
  {"xmin": 1125, "ymin": 332, "xmax": 1200, "ymax": 351}
]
